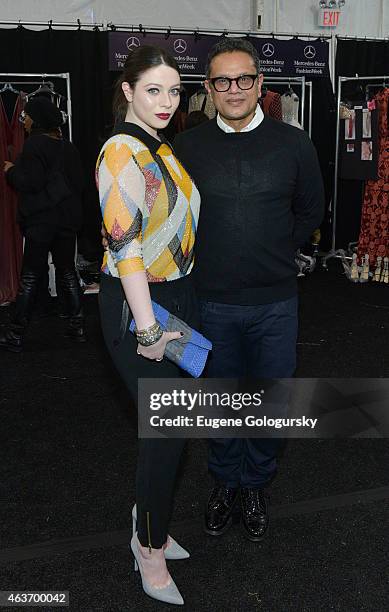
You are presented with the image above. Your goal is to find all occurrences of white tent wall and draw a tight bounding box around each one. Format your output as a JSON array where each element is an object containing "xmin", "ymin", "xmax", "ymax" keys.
[
  {"xmin": 267, "ymin": 0, "xmax": 388, "ymax": 38},
  {"xmin": 1, "ymin": 1, "xmax": 388, "ymax": 36},
  {"xmin": 0, "ymin": 0, "xmax": 389, "ymax": 37},
  {"xmin": 1, "ymin": 0, "xmax": 252, "ymax": 30}
]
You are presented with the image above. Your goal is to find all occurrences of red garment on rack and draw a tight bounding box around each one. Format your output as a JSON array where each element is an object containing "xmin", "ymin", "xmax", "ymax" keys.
[
  {"xmin": 0, "ymin": 94, "xmax": 24, "ymax": 304},
  {"xmin": 261, "ymin": 90, "xmax": 283, "ymax": 121},
  {"xmin": 357, "ymin": 88, "xmax": 389, "ymax": 265}
]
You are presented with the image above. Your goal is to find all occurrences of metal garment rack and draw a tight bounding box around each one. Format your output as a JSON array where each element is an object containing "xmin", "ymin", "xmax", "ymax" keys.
[
  {"xmin": 0, "ymin": 72, "xmax": 72, "ymax": 141},
  {"xmin": 262, "ymin": 76, "xmax": 312, "ymax": 136},
  {"xmin": 0, "ymin": 72, "xmax": 74, "ymax": 296},
  {"xmin": 0, "ymin": 80, "xmax": 54, "ymax": 87},
  {"xmin": 322, "ymin": 74, "xmax": 389, "ymax": 268}
]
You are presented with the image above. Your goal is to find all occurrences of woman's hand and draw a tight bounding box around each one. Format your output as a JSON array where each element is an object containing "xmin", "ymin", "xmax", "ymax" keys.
[
  {"xmin": 137, "ymin": 330, "xmax": 182, "ymax": 361},
  {"xmin": 4, "ymin": 161, "xmax": 14, "ymax": 173}
]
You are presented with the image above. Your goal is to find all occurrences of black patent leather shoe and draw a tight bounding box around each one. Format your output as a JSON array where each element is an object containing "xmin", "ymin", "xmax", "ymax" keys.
[
  {"xmin": 204, "ymin": 484, "xmax": 240, "ymax": 536},
  {"xmin": 240, "ymin": 487, "xmax": 269, "ymax": 542}
]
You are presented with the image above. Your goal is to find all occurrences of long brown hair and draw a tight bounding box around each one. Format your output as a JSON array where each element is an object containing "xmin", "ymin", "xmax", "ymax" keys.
[{"xmin": 113, "ymin": 45, "xmax": 180, "ymax": 122}]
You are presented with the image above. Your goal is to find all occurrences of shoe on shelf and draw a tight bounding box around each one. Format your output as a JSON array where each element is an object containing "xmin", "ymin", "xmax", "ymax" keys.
[
  {"xmin": 130, "ymin": 533, "xmax": 184, "ymax": 606},
  {"xmin": 131, "ymin": 504, "xmax": 189, "ymax": 560},
  {"xmin": 240, "ymin": 487, "xmax": 269, "ymax": 542},
  {"xmin": 204, "ymin": 484, "xmax": 240, "ymax": 536}
]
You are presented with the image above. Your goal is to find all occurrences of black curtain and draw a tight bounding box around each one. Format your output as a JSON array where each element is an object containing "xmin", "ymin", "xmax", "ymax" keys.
[
  {"xmin": 0, "ymin": 27, "xmax": 115, "ymax": 260},
  {"xmin": 0, "ymin": 27, "xmax": 337, "ymax": 256},
  {"xmin": 336, "ymin": 39, "xmax": 389, "ymax": 77},
  {"xmin": 333, "ymin": 39, "xmax": 389, "ymax": 250}
]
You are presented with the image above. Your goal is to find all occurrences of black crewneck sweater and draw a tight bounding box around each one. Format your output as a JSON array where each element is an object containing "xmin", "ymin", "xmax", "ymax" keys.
[{"xmin": 174, "ymin": 116, "xmax": 324, "ymax": 304}]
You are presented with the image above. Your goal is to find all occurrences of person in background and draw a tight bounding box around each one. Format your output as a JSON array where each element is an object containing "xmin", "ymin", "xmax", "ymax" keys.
[
  {"xmin": 1, "ymin": 96, "xmax": 85, "ymax": 352},
  {"xmin": 97, "ymin": 46, "xmax": 200, "ymax": 606},
  {"xmin": 174, "ymin": 38, "xmax": 325, "ymax": 543}
]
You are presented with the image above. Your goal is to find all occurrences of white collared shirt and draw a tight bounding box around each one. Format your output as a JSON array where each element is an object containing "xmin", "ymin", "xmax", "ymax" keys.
[{"xmin": 216, "ymin": 103, "xmax": 264, "ymax": 133}]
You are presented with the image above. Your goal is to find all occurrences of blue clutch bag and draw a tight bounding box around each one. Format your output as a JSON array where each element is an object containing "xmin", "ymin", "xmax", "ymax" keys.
[{"xmin": 130, "ymin": 301, "xmax": 212, "ymax": 378}]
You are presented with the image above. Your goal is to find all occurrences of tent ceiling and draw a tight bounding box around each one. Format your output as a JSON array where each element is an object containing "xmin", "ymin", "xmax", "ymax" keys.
[{"xmin": 1, "ymin": 0, "xmax": 388, "ymax": 38}]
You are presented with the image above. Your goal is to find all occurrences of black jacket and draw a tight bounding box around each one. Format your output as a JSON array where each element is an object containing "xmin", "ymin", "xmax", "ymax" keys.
[
  {"xmin": 6, "ymin": 134, "xmax": 84, "ymax": 231},
  {"xmin": 174, "ymin": 117, "xmax": 325, "ymax": 305}
]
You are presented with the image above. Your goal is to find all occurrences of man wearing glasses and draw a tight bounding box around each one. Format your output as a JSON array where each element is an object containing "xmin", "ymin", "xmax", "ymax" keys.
[{"xmin": 174, "ymin": 39, "xmax": 324, "ymax": 541}]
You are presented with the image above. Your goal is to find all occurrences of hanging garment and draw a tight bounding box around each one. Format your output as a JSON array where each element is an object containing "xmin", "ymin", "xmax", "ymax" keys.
[
  {"xmin": 357, "ymin": 88, "xmax": 389, "ymax": 265},
  {"xmin": 260, "ymin": 90, "xmax": 283, "ymax": 121},
  {"xmin": 339, "ymin": 100, "xmax": 379, "ymax": 180},
  {"xmin": 339, "ymin": 102, "xmax": 353, "ymax": 120},
  {"xmin": 0, "ymin": 93, "xmax": 25, "ymax": 304},
  {"xmin": 188, "ymin": 89, "xmax": 216, "ymax": 119},
  {"xmin": 173, "ymin": 109, "xmax": 187, "ymax": 134},
  {"xmin": 281, "ymin": 91, "xmax": 302, "ymax": 129}
]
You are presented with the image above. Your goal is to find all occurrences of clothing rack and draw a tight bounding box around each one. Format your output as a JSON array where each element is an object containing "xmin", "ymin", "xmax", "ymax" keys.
[
  {"xmin": 366, "ymin": 82, "xmax": 388, "ymax": 91},
  {"xmin": 181, "ymin": 74, "xmax": 207, "ymax": 80},
  {"xmin": 0, "ymin": 80, "xmax": 54, "ymax": 87},
  {"xmin": 0, "ymin": 72, "xmax": 72, "ymax": 140},
  {"xmin": 262, "ymin": 76, "xmax": 312, "ymax": 135},
  {"xmin": 0, "ymin": 73, "xmax": 74, "ymax": 297},
  {"xmin": 322, "ymin": 74, "xmax": 389, "ymax": 268},
  {"xmin": 0, "ymin": 80, "xmax": 65, "ymax": 104}
]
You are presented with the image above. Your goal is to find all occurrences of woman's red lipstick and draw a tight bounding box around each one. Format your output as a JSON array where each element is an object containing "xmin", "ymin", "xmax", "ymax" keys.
[{"xmin": 156, "ymin": 113, "xmax": 170, "ymax": 120}]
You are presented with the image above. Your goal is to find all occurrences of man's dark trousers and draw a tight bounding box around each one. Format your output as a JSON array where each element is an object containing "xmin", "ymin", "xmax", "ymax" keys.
[{"xmin": 200, "ymin": 296, "xmax": 298, "ymax": 488}]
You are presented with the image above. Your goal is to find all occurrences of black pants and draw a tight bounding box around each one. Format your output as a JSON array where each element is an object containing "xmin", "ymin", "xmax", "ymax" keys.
[
  {"xmin": 98, "ymin": 272, "xmax": 199, "ymax": 548},
  {"xmin": 13, "ymin": 225, "xmax": 83, "ymax": 326},
  {"xmin": 200, "ymin": 297, "xmax": 298, "ymax": 488}
]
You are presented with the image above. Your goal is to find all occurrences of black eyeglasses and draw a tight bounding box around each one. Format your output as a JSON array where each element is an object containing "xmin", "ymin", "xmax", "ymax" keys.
[{"xmin": 209, "ymin": 74, "xmax": 258, "ymax": 92}]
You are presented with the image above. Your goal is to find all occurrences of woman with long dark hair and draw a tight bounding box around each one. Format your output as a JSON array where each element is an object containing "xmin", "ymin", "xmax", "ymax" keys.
[{"xmin": 97, "ymin": 46, "xmax": 201, "ymax": 605}]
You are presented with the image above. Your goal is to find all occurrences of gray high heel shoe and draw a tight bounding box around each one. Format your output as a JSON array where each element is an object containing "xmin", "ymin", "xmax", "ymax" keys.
[
  {"xmin": 132, "ymin": 504, "xmax": 190, "ymax": 560},
  {"xmin": 130, "ymin": 533, "xmax": 184, "ymax": 606}
]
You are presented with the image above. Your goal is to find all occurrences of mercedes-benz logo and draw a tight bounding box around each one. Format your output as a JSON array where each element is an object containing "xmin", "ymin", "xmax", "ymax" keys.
[
  {"xmin": 262, "ymin": 42, "xmax": 275, "ymax": 58},
  {"xmin": 304, "ymin": 45, "xmax": 316, "ymax": 59},
  {"xmin": 174, "ymin": 38, "xmax": 187, "ymax": 53},
  {"xmin": 126, "ymin": 36, "xmax": 141, "ymax": 51}
]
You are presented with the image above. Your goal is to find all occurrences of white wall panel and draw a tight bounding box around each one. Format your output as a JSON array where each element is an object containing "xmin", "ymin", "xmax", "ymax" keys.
[
  {"xmin": 383, "ymin": 0, "xmax": 389, "ymax": 38},
  {"xmin": 1, "ymin": 1, "xmax": 100, "ymax": 24},
  {"xmin": 275, "ymin": 0, "xmax": 383, "ymax": 38},
  {"xmin": 0, "ymin": 0, "xmax": 252, "ymax": 30},
  {"xmin": 0, "ymin": 0, "xmax": 387, "ymax": 37}
]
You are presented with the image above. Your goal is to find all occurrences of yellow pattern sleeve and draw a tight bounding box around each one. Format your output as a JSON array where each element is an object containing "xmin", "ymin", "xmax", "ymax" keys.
[{"xmin": 98, "ymin": 140, "xmax": 147, "ymax": 277}]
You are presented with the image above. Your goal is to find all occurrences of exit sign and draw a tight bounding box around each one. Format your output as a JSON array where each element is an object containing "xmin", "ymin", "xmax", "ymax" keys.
[{"xmin": 319, "ymin": 8, "xmax": 341, "ymax": 27}]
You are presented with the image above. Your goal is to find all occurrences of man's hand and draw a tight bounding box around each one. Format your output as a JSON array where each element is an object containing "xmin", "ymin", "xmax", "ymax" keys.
[
  {"xmin": 4, "ymin": 161, "xmax": 14, "ymax": 173},
  {"xmin": 101, "ymin": 223, "xmax": 109, "ymax": 251}
]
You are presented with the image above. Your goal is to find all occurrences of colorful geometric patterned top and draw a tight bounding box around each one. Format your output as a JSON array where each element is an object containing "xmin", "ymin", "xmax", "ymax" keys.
[{"xmin": 96, "ymin": 122, "xmax": 200, "ymax": 281}]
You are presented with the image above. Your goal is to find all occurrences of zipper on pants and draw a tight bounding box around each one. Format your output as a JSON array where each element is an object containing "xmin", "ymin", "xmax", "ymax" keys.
[{"xmin": 146, "ymin": 511, "xmax": 152, "ymax": 553}]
